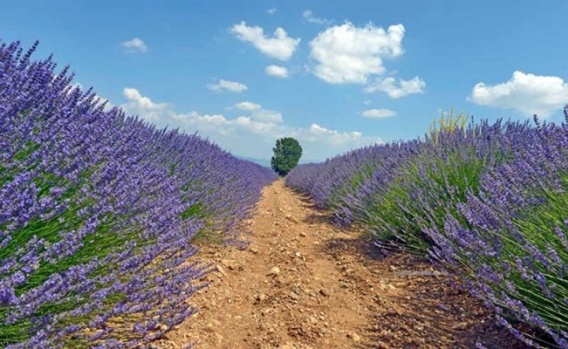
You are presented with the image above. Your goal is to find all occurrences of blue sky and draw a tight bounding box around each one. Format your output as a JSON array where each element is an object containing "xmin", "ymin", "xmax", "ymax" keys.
[{"xmin": 2, "ymin": 1, "xmax": 568, "ymax": 163}]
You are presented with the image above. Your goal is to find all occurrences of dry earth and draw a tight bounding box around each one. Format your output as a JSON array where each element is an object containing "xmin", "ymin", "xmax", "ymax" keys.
[{"xmin": 154, "ymin": 180, "xmax": 527, "ymax": 349}]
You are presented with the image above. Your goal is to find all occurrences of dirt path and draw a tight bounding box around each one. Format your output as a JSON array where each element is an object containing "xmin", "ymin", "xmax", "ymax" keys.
[{"xmin": 155, "ymin": 180, "xmax": 526, "ymax": 349}]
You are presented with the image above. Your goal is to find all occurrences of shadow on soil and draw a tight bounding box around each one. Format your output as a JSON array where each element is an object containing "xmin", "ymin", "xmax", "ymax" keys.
[
  {"xmin": 322, "ymin": 234, "xmax": 530, "ymax": 349},
  {"xmin": 292, "ymin": 189, "xmax": 530, "ymax": 349}
]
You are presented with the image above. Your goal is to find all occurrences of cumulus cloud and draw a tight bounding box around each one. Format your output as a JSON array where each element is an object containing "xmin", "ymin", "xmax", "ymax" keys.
[
  {"xmin": 265, "ymin": 65, "xmax": 289, "ymax": 78},
  {"xmin": 267, "ymin": 8, "xmax": 277, "ymax": 15},
  {"xmin": 230, "ymin": 21, "xmax": 301, "ymax": 61},
  {"xmin": 468, "ymin": 71, "xmax": 568, "ymax": 118},
  {"xmin": 303, "ymin": 123, "xmax": 364, "ymax": 145},
  {"xmin": 207, "ymin": 79, "xmax": 248, "ymax": 93},
  {"xmin": 253, "ymin": 109, "xmax": 283, "ymax": 123},
  {"xmin": 362, "ymin": 108, "xmax": 396, "ymax": 118},
  {"xmin": 364, "ymin": 76, "xmax": 426, "ymax": 98},
  {"xmin": 122, "ymin": 88, "xmax": 170, "ymax": 119},
  {"xmin": 121, "ymin": 38, "xmax": 147, "ymax": 54},
  {"xmin": 235, "ymin": 101, "xmax": 282, "ymax": 123},
  {"xmin": 234, "ymin": 101, "xmax": 262, "ymax": 111},
  {"xmin": 302, "ymin": 10, "xmax": 331, "ymax": 25},
  {"xmin": 309, "ymin": 22, "xmax": 405, "ymax": 84},
  {"xmin": 120, "ymin": 88, "xmax": 381, "ymax": 161}
]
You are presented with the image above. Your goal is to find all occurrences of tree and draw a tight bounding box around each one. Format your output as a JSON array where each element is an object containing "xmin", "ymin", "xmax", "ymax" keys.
[{"xmin": 271, "ymin": 137, "xmax": 302, "ymax": 176}]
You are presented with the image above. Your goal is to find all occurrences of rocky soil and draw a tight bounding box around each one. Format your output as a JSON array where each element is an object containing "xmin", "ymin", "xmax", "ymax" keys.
[{"xmin": 154, "ymin": 180, "xmax": 527, "ymax": 349}]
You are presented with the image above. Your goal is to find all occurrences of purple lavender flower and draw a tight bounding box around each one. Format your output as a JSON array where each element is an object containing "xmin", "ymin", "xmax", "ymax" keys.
[
  {"xmin": 286, "ymin": 106, "xmax": 568, "ymax": 347},
  {"xmin": 1, "ymin": 40, "xmax": 276, "ymax": 347}
]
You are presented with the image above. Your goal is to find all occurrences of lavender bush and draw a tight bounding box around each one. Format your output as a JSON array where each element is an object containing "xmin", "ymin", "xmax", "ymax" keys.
[
  {"xmin": 286, "ymin": 109, "xmax": 568, "ymax": 347},
  {"xmin": 0, "ymin": 40, "xmax": 276, "ymax": 348},
  {"xmin": 428, "ymin": 116, "xmax": 568, "ymax": 348}
]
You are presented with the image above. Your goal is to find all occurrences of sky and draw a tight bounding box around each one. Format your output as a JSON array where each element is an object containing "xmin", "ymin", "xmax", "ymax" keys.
[{"xmin": 1, "ymin": 1, "xmax": 568, "ymax": 164}]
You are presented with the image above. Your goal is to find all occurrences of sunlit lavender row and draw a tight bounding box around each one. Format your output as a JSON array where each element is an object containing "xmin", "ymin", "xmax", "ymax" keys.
[
  {"xmin": 0, "ymin": 41, "xmax": 277, "ymax": 348},
  {"xmin": 286, "ymin": 111, "xmax": 568, "ymax": 348}
]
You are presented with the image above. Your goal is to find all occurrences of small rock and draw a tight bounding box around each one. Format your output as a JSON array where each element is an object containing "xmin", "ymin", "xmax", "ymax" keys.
[
  {"xmin": 285, "ymin": 214, "xmax": 297, "ymax": 223},
  {"xmin": 289, "ymin": 291, "xmax": 299, "ymax": 300},
  {"xmin": 319, "ymin": 288, "xmax": 329, "ymax": 297},
  {"xmin": 299, "ymin": 232, "xmax": 306, "ymax": 237},
  {"xmin": 348, "ymin": 332, "xmax": 361, "ymax": 342},
  {"xmin": 221, "ymin": 259, "xmax": 238, "ymax": 270},
  {"xmin": 268, "ymin": 266, "xmax": 281, "ymax": 276},
  {"xmin": 216, "ymin": 265, "xmax": 226, "ymax": 275}
]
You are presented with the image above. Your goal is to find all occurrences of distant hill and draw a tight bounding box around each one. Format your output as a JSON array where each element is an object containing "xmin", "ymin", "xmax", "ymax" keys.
[
  {"xmin": 235, "ymin": 154, "xmax": 321, "ymax": 168},
  {"xmin": 235, "ymin": 155, "xmax": 272, "ymax": 168}
]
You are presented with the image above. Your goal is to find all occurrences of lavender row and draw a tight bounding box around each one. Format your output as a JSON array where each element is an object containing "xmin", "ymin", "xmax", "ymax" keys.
[
  {"xmin": 286, "ymin": 111, "xmax": 568, "ymax": 347},
  {"xmin": 0, "ymin": 40, "xmax": 277, "ymax": 348}
]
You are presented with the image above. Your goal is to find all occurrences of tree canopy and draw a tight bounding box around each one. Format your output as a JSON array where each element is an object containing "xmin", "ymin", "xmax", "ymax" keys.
[{"xmin": 271, "ymin": 137, "xmax": 302, "ymax": 176}]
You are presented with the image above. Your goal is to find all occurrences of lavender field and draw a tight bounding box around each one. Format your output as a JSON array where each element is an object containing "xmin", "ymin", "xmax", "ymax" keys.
[
  {"xmin": 286, "ymin": 111, "xmax": 568, "ymax": 348},
  {"xmin": 3, "ymin": 37, "xmax": 568, "ymax": 349},
  {"xmin": 0, "ymin": 41, "xmax": 277, "ymax": 348}
]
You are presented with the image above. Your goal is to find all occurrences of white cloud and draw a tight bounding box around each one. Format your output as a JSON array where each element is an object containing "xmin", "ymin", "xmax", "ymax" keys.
[
  {"xmin": 302, "ymin": 10, "xmax": 330, "ymax": 25},
  {"xmin": 234, "ymin": 115, "xmax": 282, "ymax": 133},
  {"xmin": 304, "ymin": 123, "xmax": 364, "ymax": 145},
  {"xmin": 234, "ymin": 101, "xmax": 262, "ymax": 111},
  {"xmin": 121, "ymin": 38, "xmax": 147, "ymax": 54},
  {"xmin": 235, "ymin": 101, "xmax": 282, "ymax": 123},
  {"xmin": 468, "ymin": 71, "xmax": 568, "ymax": 118},
  {"xmin": 265, "ymin": 65, "xmax": 289, "ymax": 78},
  {"xmin": 364, "ymin": 76, "xmax": 426, "ymax": 98},
  {"xmin": 253, "ymin": 109, "xmax": 283, "ymax": 123},
  {"xmin": 120, "ymin": 88, "xmax": 382, "ymax": 161},
  {"xmin": 122, "ymin": 88, "xmax": 171, "ymax": 120},
  {"xmin": 309, "ymin": 22, "xmax": 405, "ymax": 84},
  {"xmin": 267, "ymin": 8, "xmax": 277, "ymax": 15},
  {"xmin": 364, "ymin": 100, "xmax": 372, "ymax": 105},
  {"xmin": 230, "ymin": 21, "xmax": 301, "ymax": 61},
  {"xmin": 362, "ymin": 108, "xmax": 396, "ymax": 118},
  {"xmin": 207, "ymin": 79, "xmax": 248, "ymax": 93}
]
